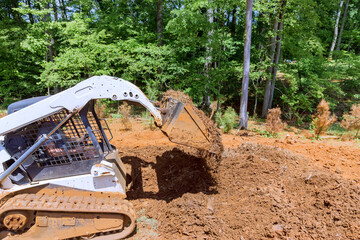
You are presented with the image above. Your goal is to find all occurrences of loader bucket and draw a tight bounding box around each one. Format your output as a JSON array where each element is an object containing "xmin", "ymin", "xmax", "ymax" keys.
[{"xmin": 161, "ymin": 98, "xmax": 211, "ymax": 150}]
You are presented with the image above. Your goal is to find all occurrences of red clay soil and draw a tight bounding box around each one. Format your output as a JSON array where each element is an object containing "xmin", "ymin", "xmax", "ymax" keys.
[
  {"xmin": 110, "ymin": 121, "xmax": 360, "ymax": 239},
  {"xmin": 222, "ymin": 133, "xmax": 360, "ymax": 183}
]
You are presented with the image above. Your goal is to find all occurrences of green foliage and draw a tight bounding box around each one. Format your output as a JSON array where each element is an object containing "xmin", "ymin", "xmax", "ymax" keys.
[
  {"xmin": 252, "ymin": 128, "xmax": 277, "ymax": 138},
  {"xmin": 0, "ymin": 20, "xmax": 45, "ymax": 106},
  {"xmin": 328, "ymin": 123, "xmax": 347, "ymax": 135},
  {"xmin": 1, "ymin": 0, "xmax": 360, "ymax": 130},
  {"xmin": 141, "ymin": 111, "xmax": 156, "ymax": 130},
  {"xmin": 215, "ymin": 107, "xmax": 237, "ymax": 133},
  {"xmin": 277, "ymin": 54, "xmax": 357, "ymax": 125}
]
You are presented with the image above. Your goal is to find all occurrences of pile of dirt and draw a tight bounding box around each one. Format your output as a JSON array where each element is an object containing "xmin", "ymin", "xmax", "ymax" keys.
[
  {"xmin": 123, "ymin": 143, "xmax": 360, "ymax": 239},
  {"xmin": 214, "ymin": 143, "xmax": 360, "ymax": 239},
  {"xmin": 160, "ymin": 90, "xmax": 224, "ymax": 171}
]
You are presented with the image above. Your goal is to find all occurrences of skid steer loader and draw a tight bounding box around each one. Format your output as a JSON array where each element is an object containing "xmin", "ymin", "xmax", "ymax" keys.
[{"xmin": 0, "ymin": 75, "xmax": 213, "ymax": 239}]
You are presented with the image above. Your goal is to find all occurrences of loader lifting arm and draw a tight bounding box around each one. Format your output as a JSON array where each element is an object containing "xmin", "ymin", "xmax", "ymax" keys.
[
  {"xmin": 0, "ymin": 75, "xmax": 214, "ymax": 240},
  {"xmin": 0, "ymin": 75, "xmax": 162, "ymax": 136}
]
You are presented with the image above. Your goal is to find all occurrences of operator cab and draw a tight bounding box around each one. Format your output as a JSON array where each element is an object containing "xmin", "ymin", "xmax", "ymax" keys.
[{"xmin": 3, "ymin": 98, "xmax": 114, "ymax": 185}]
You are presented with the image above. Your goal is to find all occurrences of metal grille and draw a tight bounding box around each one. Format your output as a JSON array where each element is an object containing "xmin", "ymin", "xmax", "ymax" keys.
[
  {"xmin": 87, "ymin": 111, "xmax": 103, "ymax": 142},
  {"xmin": 11, "ymin": 110, "xmax": 101, "ymax": 167}
]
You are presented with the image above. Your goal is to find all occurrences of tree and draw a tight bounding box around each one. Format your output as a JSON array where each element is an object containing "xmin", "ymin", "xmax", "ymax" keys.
[
  {"xmin": 262, "ymin": 18, "xmax": 278, "ymax": 118},
  {"xmin": 1, "ymin": 0, "xmax": 360, "ymax": 130},
  {"xmin": 329, "ymin": 0, "xmax": 344, "ymax": 58},
  {"xmin": 203, "ymin": 5, "xmax": 214, "ymax": 109},
  {"xmin": 262, "ymin": 0, "xmax": 287, "ymax": 118},
  {"xmin": 156, "ymin": 0, "xmax": 163, "ymax": 46},
  {"xmin": 336, "ymin": 0, "xmax": 350, "ymax": 51},
  {"xmin": 239, "ymin": 0, "xmax": 253, "ymax": 129},
  {"xmin": 269, "ymin": 0, "xmax": 286, "ymax": 108}
]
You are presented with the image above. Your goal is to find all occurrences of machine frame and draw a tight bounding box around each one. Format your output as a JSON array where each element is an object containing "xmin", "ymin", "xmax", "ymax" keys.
[{"xmin": 0, "ymin": 76, "xmax": 162, "ymax": 195}]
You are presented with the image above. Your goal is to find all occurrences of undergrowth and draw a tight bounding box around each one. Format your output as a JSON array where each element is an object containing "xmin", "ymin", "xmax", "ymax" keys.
[
  {"xmin": 215, "ymin": 107, "xmax": 237, "ymax": 133},
  {"xmin": 95, "ymin": 100, "xmax": 110, "ymax": 118},
  {"xmin": 141, "ymin": 111, "xmax": 156, "ymax": 130},
  {"xmin": 252, "ymin": 128, "xmax": 277, "ymax": 138},
  {"xmin": 328, "ymin": 123, "xmax": 347, "ymax": 134},
  {"xmin": 119, "ymin": 102, "xmax": 132, "ymax": 130},
  {"xmin": 341, "ymin": 104, "xmax": 360, "ymax": 139},
  {"xmin": 266, "ymin": 107, "xmax": 285, "ymax": 134}
]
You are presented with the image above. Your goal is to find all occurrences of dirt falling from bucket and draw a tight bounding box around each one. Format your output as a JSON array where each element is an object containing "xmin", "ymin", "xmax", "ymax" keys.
[{"xmin": 160, "ymin": 90, "xmax": 224, "ymax": 172}]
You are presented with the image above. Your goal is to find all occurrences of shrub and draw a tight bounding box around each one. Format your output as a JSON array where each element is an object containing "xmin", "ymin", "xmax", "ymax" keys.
[
  {"xmin": 215, "ymin": 107, "xmax": 237, "ymax": 133},
  {"xmin": 312, "ymin": 99, "xmax": 337, "ymax": 139},
  {"xmin": 95, "ymin": 100, "xmax": 107, "ymax": 118},
  {"xmin": 341, "ymin": 104, "xmax": 360, "ymax": 138},
  {"xmin": 119, "ymin": 102, "xmax": 132, "ymax": 130},
  {"xmin": 266, "ymin": 107, "xmax": 285, "ymax": 134},
  {"xmin": 141, "ymin": 111, "xmax": 156, "ymax": 130}
]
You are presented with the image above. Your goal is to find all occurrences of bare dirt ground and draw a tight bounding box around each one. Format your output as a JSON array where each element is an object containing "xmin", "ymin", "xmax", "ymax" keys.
[{"xmin": 110, "ymin": 120, "xmax": 360, "ymax": 239}]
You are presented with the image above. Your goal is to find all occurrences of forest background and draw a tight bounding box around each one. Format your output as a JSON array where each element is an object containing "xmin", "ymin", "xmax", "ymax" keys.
[{"xmin": 1, "ymin": 0, "xmax": 360, "ymax": 127}]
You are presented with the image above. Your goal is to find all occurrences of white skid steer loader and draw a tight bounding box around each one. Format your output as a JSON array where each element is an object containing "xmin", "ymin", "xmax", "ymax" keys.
[{"xmin": 0, "ymin": 76, "xmax": 212, "ymax": 239}]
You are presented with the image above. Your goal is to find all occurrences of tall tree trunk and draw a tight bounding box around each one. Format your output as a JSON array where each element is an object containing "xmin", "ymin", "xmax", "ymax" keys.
[
  {"xmin": 269, "ymin": 2, "xmax": 286, "ymax": 108},
  {"xmin": 42, "ymin": 2, "xmax": 55, "ymax": 60},
  {"xmin": 59, "ymin": 0, "xmax": 67, "ymax": 20},
  {"xmin": 42, "ymin": 1, "xmax": 50, "ymax": 22},
  {"xmin": 239, "ymin": 0, "xmax": 253, "ymax": 129},
  {"xmin": 230, "ymin": 8, "xmax": 236, "ymax": 38},
  {"xmin": 261, "ymin": 18, "xmax": 278, "ymax": 118},
  {"xmin": 27, "ymin": 0, "xmax": 34, "ymax": 24},
  {"xmin": 329, "ymin": 0, "xmax": 344, "ymax": 58},
  {"xmin": 257, "ymin": 12, "xmax": 266, "ymax": 56},
  {"xmin": 336, "ymin": 0, "xmax": 350, "ymax": 51},
  {"xmin": 226, "ymin": 10, "xmax": 230, "ymax": 28},
  {"xmin": 253, "ymin": 14, "xmax": 266, "ymax": 116},
  {"xmin": 43, "ymin": 0, "xmax": 58, "ymax": 93},
  {"xmin": 252, "ymin": 78, "xmax": 259, "ymax": 116},
  {"xmin": 48, "ymin": 38, "xmax": 55, "ymax": 63},
  {"xmin": 203, "ymin": 6, "xmax": 214, "ymax": 109},
  {"xmin": 269, "ymin": 20, "xmax": 284, "ymax": 108},
  {"xmin": 53, "ymin": 0, "xmax": 58, "ymax": 21},
  {"xmin": 156, "ymin": 0, "xmax": 163, "ymax": 46},
  {"xmin": 11, "ymin": 0, "xmax": 21, "ymax": 22},
  {"xmin": 262, "ymin": 0, "xmax": 287, "ymax": 118}
]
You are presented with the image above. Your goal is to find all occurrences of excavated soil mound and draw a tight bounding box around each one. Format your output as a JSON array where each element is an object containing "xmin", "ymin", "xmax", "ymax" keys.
[
  {"xmin": 160, "ymin": 90, "xmax": 224, "ymax": 171},
  {"xmin": 123, "ymin": 143, "xmax": 360, "ymax": 239}
]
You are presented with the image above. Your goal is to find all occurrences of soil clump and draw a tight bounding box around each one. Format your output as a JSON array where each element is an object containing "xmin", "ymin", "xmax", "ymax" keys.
[{"xmin": 160, "ymin": 90, "xmax": 224, "ymax": 172}]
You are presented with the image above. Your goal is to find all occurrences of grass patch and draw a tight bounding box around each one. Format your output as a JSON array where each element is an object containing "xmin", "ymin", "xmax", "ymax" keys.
[
  {"xmin": 141, "ymin": 111, "xmax": 156, "ymax": 130},
  {"xmin": 328, "ymin": 123, "xmax": 347, "ymax": 135}
]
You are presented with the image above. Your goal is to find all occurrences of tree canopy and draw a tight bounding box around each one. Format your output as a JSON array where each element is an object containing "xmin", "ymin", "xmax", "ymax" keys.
[{"xmin": 1, "ymin": 0, "xmax": 360, "ymax": 124}]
